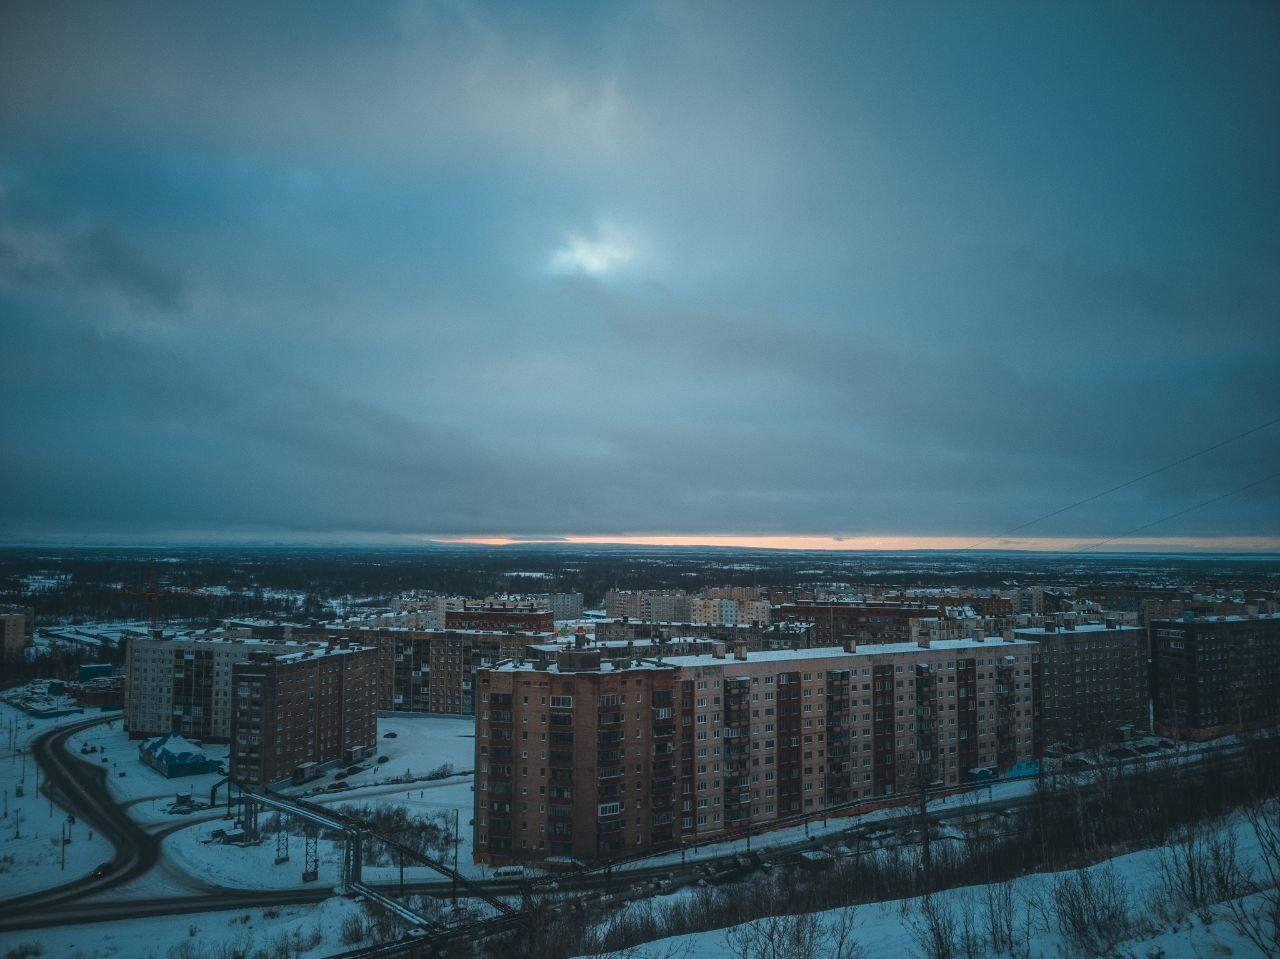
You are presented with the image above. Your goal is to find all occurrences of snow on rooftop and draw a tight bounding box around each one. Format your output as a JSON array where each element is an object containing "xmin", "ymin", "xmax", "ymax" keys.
[
  {"xmin": 1013, "ymin": 623, "xmax": 1142, "ymax": 634},
  {"xmin": 662, "ymin": 637, "xmax": 1034, "ymax": 668}
]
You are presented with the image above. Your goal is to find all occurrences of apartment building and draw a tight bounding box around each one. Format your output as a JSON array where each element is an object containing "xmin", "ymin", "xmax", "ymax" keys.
[
  {"xmin": 688, "ymin": 597, "xmax": 772, "ymax": 627},
  {"xmin": 773, "ymin": 601, "xmax": 944, "ymax": 646},
  {"xmin": 1013, "ymin": 621, "xmax": 1148, "ymax": 748},
  {"xmin": 124, "ymin": 634, "xmax": 296, "ymax": 741},
  {"xmin": 444, "ymin": 602, "xmax": 554, "ymax": 634},
  {"xmin": 604, "ymin": 590, "xmax": 691, "ymax": 623},
  {"xmin": 488, "ymin": 593, "xmax": 584, "ymax": 621},
  {"xmin": 595, "ymin": 619, "xmax": 771, "ymax": 646},
  {"xmin": 322, "ymin": 625, "xmax": 550, "ymax": 715},
  {"xmin": 1, "ymin": 605, "xmax": 34, "ymax": 662},
  {"xmin": 230, "ymin": 644, "xmax": 379, "ymax": 785},
  {"xmin": 473, "ymin": 635, "xmax": 1040, "ymax": 867},
  {"xmin": 1150, "ymin": 613, "xmax": 1280, "ymax": 741}
]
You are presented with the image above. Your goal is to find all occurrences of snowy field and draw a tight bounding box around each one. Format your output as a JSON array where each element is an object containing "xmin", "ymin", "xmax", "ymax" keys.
[
  {"xmin": 68, "ymin": 720, "xmax": 232, "ymax": 825},
  {"xmin": 0, "ymin": 897, "xmax": 369, "ymax": 959},
  {"xmin": 0, "ymin": 702, "xmax": 115, "ymax": 898},
  {"xmin": 580, "ymin": 813, "xmax": 1278, "ymax": 959},
  {"xmin": 159, "ymin": 715, "xmax": 482, "ymax": 888}
]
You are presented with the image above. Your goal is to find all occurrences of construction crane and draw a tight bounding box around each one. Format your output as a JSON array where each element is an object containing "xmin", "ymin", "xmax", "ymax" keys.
[{"xmin": 118, "ymin": 568, "xmax": 192, "ymax": 635}]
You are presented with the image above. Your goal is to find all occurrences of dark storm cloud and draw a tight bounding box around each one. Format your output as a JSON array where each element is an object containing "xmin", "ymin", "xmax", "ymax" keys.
[{"xmin": 0, "ymin": 0, "xmax": 1277, "ymax": 545}]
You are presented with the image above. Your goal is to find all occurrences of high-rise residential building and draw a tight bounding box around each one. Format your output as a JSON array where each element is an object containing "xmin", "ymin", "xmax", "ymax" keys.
[
  {"xmin": 323, "ymin": 625, "xmax": 550, "ymax": 715},
  {"xmin": 604, "ymin": 590, "xmax": 691, "ymax": 622},
  {"xmin": 473, "ymin": 635, "xmax": 1040, "ymax": 867},
  {"xmin": 688, "ymin": 597, "xmax": 772, "ymax": 626},
  {"xmin": 124, "ymin": 634, "xmax": 298, "ymax": 741},
  {"xmin": 1150, "ymin": 613, "xmax": 1280, "ymax": 741},
  {"xmin": 773, "ymin": 601, "xmax": 944, "ymax": 646},
  {"xmin": 1013, "ymin": 621, "xmax": 1148, "ymax": 748},
  {"xmin": 0, "ymin": 605, "xmax": 34, "ymax": 662},
  {"xmin": 230, "ymin": 644, "xmax": 379, "ymax": 785},
  {"xmin": 444, "ymin": 601, "xmax": 554, "ymax": 633},
  {"xmin": 489, "ymin": 593, "xmax": 584, "ymax": 621}
]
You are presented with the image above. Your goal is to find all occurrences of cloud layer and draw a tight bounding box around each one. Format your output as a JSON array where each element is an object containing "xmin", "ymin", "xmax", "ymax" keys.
[{"xmin": 1, "ymin": 0, "xmax": 1277, "ymax": 545}]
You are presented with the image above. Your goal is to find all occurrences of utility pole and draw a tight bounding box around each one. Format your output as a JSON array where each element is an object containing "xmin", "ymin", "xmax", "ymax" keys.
[
  {"xmin": 452, "ymin": 807, "xmax": 460, "ymax": 906},
  {"xmin": 918, "ymin": 777, "xmax": 931, "ymax": 890}
]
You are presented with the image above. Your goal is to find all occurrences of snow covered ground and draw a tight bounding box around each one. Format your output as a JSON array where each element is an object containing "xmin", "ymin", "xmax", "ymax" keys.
[
  {"xmin": 0, "ymin": 702, "xmax": 116, "ymax": 897},
  {"xmin": 158, "ymin": 715, "xmax": 483, "ymax": 888},
  {"xmin": 68, "ymin": 720, "xmax": 232, "ymax": 825},
  {"xmin": 578, "ymin": 814, "xmax": 1278, "ymax": 959},
  {"xmin": 0, "ymin": 897, "xmax": 370, "ymax": 959}
]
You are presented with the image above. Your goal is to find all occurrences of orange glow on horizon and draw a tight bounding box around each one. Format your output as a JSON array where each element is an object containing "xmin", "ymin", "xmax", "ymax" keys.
[{"xmin": 427, "ymin": 534, "xmax": 1280, "ymax": 553}]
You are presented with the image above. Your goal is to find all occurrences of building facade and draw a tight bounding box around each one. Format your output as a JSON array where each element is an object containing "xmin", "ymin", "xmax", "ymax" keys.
[
  {"xmin": 773, "ymin": 601, "xmax": 944, "ymax": 646},
  {"xmin": 688, "ymin": 597, "xmax": 772, "ymax": 627},
  {"xmin": 230, "ymin": 645, "xmax": 379, "ymax": 785},
  {"xmin": 124, "ymin": 634, "xmax": 292, "ymax": 741},
  {"xmin": 473, "ymin": 636, "xmax": 1040, "ymax": 867},
  {"xmin": 444, "ymin": 602, "xmax": 555, "ymax": 633},
  {"xmin": 604, "ymin": 590, "xmax": 691, "ymax": 623},
  {"xmin": 0, "ymin": 606, "xmax": 34, "ymax": 662},
  {"xmin": 323, "ymin": 625, "xmax": 551, "ymax": 715},
  {"xmin": 1150, "ymin": 613, "xmax": 1280, "ymax": 741},
  {"xmin": 1013, "ymin": 621, "xmax": 1148, "ymax": 748}
]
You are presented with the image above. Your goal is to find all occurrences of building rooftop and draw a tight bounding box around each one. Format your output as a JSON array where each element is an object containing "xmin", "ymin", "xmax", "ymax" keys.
[
  {"xmin": 663, "ymin": 637, "xmax": 1035, "ymax": 669},
  {"xmin": 1154, "ymin": 612, "xmax": 1280, "ymax": 625},
  {"xmin": 1013, "ymin": 623, "xmax": 1142, "ymax": 635}
]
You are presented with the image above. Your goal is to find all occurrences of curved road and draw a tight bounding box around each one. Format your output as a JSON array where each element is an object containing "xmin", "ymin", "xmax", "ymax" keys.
[{"xmin": 0, "ymin": 715, "xmax": 163, "ymax": 913}]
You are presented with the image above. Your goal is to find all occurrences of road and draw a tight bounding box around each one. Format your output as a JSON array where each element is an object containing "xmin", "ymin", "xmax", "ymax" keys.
[{"xmin": 0, "ymin": 716, "xmax": 160, "ymax": 912}]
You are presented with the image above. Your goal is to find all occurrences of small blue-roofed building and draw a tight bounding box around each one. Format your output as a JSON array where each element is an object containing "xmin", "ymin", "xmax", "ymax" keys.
[{"xmin": 139, "ymin": 733, "xmax": 221, "ymax": 778}]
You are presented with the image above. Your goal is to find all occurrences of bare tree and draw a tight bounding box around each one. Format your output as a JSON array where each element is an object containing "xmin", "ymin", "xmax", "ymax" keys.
[
  {"xmin": 981, "ymin": 880, "xmax": 1017, "ymax": 954},
  {"xmin": 723, "ymin": 912, "xmax": 823, "ymax": 959},
  {"xmin": 1051, "ymin": 861, "xmax": 1142, "ymax": 956},
  {"xmin": 1223, "ymin": 800, "xmax": 1280, "ymax": 959},
  {"xmin": 825, "ymin": 905, "xmax": 864, "ymax": 959},
  {"xmin": 906, "ymin": 894, "xmax": 959, "ymax": 959}
]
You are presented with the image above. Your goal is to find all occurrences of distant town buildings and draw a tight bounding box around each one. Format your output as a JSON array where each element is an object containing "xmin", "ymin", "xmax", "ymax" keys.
[
  {"xmin": 772, "ymin": 601, "xmax": 945, "ymax": 647},
  {"xmin": 443, "ymin": 601, "xmax": 555, "ymax": 634},
  {"xmin": 1, "ymin": 605, "xmax": 34, "ymax": 661},
  {"xmin": 322, "ymin": 625, "xmax": 550, "ymax": 715},
  {"xmin": 688, "ymin": 596, "xmax": 771, "ymax": 626},
  {"xmin": 605, "ymin": 589, "xmax": 692, "ymax": 623}
]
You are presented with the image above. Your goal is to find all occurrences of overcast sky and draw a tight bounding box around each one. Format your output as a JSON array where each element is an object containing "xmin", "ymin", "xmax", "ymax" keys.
[{"xmin": 1, "ymin": 1, "xmax": 1277, "ymax": 549}]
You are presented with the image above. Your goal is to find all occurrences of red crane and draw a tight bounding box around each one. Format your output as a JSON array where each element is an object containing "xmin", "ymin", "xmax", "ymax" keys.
[{"xmin": 119, "ymin": 571, "xmax": 170, "ymax": 634}]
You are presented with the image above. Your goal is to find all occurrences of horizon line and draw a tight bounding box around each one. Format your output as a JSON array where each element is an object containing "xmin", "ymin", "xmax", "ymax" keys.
[
  {"xmin": 428, "ymin": 534, "xmax": 1280, "ymax": 554},
  {"xmin": 5, "ymin": 531, "xmax": 1277, "ymax": 554}
]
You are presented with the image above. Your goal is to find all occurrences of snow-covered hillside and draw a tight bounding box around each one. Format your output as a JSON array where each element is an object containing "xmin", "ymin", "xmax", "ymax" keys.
[{"xmin": 579, "ymin": 812, "xmax": 1280, "ymax": 959}]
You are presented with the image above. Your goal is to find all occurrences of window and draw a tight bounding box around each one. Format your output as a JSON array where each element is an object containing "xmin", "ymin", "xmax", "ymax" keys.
[{"xmin": 550, "ymin": 695, "xmax": 573, "ymax": 708}]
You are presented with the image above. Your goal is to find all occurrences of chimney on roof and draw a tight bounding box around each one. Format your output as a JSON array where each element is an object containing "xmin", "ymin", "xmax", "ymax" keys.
[
  {"xmin": 733, "ymin": 642, "xmax": 748, "ymax": 661},
  {"xmin": 574, "ymin": 625, "xmax": 588, "ymax": 649},
  {"xmin": 917, "ymin": 636, "xmax": 931, "ymax": 649},
  {"xmin": 712, "ymin": 644, "xmax": 726, "ymax": 659},
  {"xmin": 843, "ymin": 637, "xmax": 857, "ymax": 654}
]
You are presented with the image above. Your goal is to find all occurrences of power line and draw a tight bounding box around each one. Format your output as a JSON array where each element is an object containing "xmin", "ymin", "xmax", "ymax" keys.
[
  {"xmin": 963, "ymin": 413, "xmax": 1280, "ymax": 550},
  {"xmin": 1064, "ymin": 468, "xmax": 1280, "ymax": 555}
]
